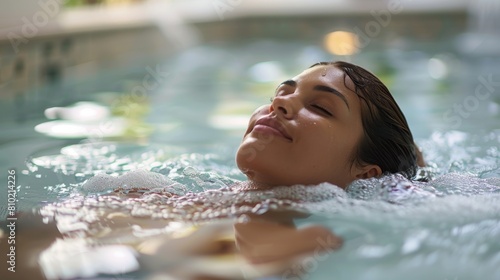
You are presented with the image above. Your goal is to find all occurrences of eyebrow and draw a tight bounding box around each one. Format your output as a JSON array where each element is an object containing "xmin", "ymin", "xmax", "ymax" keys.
[
  {"xmin": 278, "ymin": 80, "xmax": 350, "ymax": 110},
  {"xmin": 279, "ymin": 80, "xmax": 296, "ymax": 87}
]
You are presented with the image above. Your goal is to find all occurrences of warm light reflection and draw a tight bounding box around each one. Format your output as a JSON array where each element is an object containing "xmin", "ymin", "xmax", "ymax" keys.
[{"xmin": 324, "ymin": 31, "xmax": 358, "ymax": 55}]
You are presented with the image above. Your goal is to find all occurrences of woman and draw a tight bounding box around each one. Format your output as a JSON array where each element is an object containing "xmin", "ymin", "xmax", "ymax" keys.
[
  {"xmin": 2, "ymin": 61, "xmax": 422, "ymax": 279},
  {"xmin": 236, "ymin": 61, "xmax": 420, "ymax": 191}
]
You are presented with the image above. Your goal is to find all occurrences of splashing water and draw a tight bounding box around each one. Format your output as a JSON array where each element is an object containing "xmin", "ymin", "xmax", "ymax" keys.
[{"xmin": 23, "ymin": 130, "xmax": 500, "ymax": 279}]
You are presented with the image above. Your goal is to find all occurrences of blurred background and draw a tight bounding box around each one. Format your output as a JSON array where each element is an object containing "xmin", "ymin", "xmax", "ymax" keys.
[{"xmin": 0, "ymin": 0, "xmax": 500, "ymax": 214}]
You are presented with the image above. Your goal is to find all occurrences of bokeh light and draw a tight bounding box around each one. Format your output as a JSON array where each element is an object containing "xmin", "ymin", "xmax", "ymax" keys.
[{"xmin": 323, "ymin": 31, "xmax": 359, "ymax": 55}]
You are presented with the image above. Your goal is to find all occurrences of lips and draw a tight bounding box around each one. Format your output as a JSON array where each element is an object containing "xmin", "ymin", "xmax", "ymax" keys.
[{"xmin": 253, "ymin": 116, "xmax": 292, "ymax": 141}]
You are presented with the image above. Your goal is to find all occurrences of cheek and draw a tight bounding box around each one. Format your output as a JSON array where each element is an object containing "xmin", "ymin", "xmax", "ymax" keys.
[
  {"xmin": 305, "ymin": 122, "xmax": 335, "ymax": 148},
  {"xmin": 301, "ymin": 124, "xmax": 349, "ymax": 164}
]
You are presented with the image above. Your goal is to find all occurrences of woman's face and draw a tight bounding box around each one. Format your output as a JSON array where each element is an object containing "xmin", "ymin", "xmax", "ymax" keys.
[{"xmin": 236, "ymin": 65, "xmax": 380, "ymax": 189}]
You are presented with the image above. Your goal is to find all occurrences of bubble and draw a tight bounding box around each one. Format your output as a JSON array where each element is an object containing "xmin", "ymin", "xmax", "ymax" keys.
[{"xmin": 33, "ymin": 129, "xmax": 500, "ymax": 280}]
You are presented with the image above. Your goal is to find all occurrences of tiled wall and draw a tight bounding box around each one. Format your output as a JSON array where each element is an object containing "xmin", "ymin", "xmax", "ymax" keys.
[
  {"xmin": 0, "ymin": 11, "xmax": 469, "ymax": 123},
  {"xmin": 193, "ymin": 12, "xmax": 467, "ymax": 48},
  {"xmin": 0, "ymin": 26, "xmax": 170, "ymax": 123}
]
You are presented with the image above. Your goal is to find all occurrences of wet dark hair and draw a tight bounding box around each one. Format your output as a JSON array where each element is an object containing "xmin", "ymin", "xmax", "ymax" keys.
[{"xmin": 310, "ymin": 61, "xmax": 418, "ymax": 178}]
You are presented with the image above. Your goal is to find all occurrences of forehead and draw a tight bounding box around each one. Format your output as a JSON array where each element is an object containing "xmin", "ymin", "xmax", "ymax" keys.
[{"xmin": 293, "ymin": 65, "xmax": 356, "ymax": 94}]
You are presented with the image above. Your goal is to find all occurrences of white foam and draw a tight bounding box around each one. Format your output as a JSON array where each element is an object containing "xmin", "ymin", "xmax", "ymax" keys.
[
  {"xmin": 81, "ymin": 169, "xmax": 181, "ymax": 193},
  {"xmin": 431, "ymin": 172, "xmax": 500, "ymax": 196},
  {"xmin": 347, "ymin": 174, "xmax": 436, "ymax": 203},
  {"xmin": 263, "ymin": 182, "xmax": 347, "ymax": 201}
]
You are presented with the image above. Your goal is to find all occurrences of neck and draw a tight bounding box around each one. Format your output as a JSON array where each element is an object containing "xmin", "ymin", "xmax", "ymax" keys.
[{"xmin": 234, "ymin": 180, "xmax": 274, "ymax": 191}]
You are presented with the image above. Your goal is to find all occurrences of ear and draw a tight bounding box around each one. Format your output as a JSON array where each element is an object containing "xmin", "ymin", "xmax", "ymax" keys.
[
  {"xmin": 415, "ymin": 145, "xmax": 426, "ymax": 167},
  {"xmin": 354, "ymin": 164, "xmax": 382, "ymax": 179}
]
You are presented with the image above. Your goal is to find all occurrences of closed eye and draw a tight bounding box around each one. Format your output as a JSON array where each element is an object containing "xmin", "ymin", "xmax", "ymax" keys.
[{"xmin": 311, "ymin": 104, "xmax": 332, "ymax": 116}]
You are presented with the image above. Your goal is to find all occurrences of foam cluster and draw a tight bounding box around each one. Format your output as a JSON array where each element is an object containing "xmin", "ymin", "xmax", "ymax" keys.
[{"xmin": 81, "ymin": 169, "xmax": 183, "ymax": 194}]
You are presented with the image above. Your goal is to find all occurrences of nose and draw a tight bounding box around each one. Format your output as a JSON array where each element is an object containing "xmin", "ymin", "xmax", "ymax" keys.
[{"xmin": 270, "ymin": 95, "xmax": 296, "ymax": 119}]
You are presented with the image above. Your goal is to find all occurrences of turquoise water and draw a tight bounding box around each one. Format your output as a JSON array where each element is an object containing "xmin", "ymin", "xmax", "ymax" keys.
[
  {"xmin": 26, "ymin": 129, "xmax": 500, "ymax": 279},
  {"xmin": 2, "ymin": 41, "xmax": 500, "ymax": 279}
]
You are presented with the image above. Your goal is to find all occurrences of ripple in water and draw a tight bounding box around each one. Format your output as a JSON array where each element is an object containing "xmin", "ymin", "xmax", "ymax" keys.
[
  {"xmin": 31, "ymin": 130, "xmax": 500, "ymax": 280},
  {"xmin": 27, "ymin": 142, "xmax": 184, "ymax": 180},
  {"xmin": 36, "ymin": 131, "xmax": 500, "ymax": 238}
]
